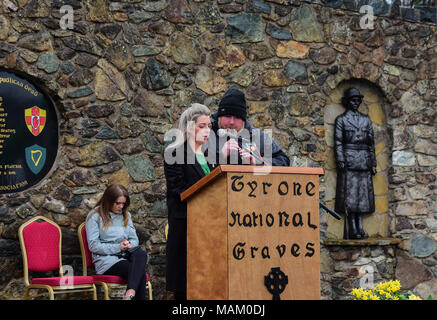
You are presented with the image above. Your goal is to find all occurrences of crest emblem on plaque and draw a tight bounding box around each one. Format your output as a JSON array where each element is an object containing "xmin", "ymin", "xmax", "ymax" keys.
[
  {"xmin": 25, "ymin": 144, "xmax": 46, "ymax": 174},
  {"xmin": 25, "ymin": 106, "xmax": 46, "ymax": 136}
]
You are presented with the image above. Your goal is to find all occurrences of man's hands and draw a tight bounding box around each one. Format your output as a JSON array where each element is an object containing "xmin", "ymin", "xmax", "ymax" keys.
[
  {"xmin": 239, "ymin": 148, "xmax": 256, "ymax": 165},
  {"xmin": 221, "ymin": 139, "xmax": 256, "ymax": 165},
  {"xmin": 220, "ymin": 139, "xmax": 239, "ymax": 158}
]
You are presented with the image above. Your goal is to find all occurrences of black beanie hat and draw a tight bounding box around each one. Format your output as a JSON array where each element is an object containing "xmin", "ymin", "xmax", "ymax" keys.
[{"xmin": 217, "ymin": 88, "xmax": 247, "ymax": 120}]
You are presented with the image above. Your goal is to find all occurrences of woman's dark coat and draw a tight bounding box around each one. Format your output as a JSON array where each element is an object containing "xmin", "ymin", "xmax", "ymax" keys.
[
  {"xmin": 164, "ymin": 142, "xmax": 215, "ymax": 293},
  {"xmin": 334, "ymin": 110, "xmax": 376, "ymax": 214}
]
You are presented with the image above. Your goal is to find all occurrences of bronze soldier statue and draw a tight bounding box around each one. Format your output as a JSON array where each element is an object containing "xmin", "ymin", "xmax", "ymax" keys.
[{"xmin": 334, "ymin": 88, "xmax": 377, "ymax": 240}]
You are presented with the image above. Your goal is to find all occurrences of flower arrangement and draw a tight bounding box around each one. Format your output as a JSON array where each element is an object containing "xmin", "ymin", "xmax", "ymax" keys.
[{"xmin": 351, "ymin": 280, "xmax": 426, "ymax": 300}]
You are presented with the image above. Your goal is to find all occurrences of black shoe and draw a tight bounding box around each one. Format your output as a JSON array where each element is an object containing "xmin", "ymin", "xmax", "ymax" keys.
[
  {"xmin": 360, "ymin": 231, "xmax": 369, "ymax": 239},
  {"xmin": 350, "ymin": 232, "xmax": 362, "ymax": 240}
]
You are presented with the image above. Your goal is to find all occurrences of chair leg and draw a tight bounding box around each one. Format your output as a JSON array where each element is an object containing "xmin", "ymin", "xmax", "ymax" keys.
[
  {"xmin": 24, "ymin": 287, "xmax": 31, "ymax": 300},
  {"xmin": 47, "ymin": 287, "xmax": 55, "ymax": 300},
  {"xmin": 166, "ymin": 290, "xmax": 174, "ymax": 300},
  {"xmin": 101, "ymin": 283, "xmax": 110, "ymax": 300},
  {"xmin": 146, "ymin": 281, "xmax": 153, "ymax": 300},
  {"xmin": 25, "ymin": 286, "xmax": 55, "ymax": 300},
  {"xmin": 149, "ymin": 281, "xmax": 153, "ymax": 300},
  {"xmin": 92, "ymin": 284, "xmax": 97, "ymax": 300}
]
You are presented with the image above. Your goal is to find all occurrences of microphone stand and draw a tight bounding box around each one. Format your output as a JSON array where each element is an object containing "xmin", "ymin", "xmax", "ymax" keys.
[{"xmin": 237, "ymin": 136, "xmax": 271, "ymax": 166}]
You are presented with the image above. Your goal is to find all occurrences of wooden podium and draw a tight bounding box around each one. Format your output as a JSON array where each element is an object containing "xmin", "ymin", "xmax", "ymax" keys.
[{"xmin": 181, "ymin": 165, "xmax": 324, "ymax": 300}]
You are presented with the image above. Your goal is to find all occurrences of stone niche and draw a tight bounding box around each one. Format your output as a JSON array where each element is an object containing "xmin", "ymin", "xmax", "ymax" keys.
[
  {"xmin": 320, "ymin": 78, "xmax": 403, "ymax": 300},
  {"xmin": 323, "ymin": 79, "xmax": 391, "ymax": 240}
]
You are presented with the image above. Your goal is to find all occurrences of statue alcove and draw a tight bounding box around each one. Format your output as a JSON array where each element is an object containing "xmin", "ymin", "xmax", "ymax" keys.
[{"xmin": 322, "ymin": 79, "xmax": 392, "ymax": 240}]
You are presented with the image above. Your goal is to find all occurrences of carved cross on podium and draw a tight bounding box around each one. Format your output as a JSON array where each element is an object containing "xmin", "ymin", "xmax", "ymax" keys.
[{"xmin": 264, "ymin": 267, "xmax": 288, "ymax": 300}]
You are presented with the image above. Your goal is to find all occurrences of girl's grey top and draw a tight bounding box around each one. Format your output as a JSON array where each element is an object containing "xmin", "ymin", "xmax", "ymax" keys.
[{"xmin": 85, "ymin": 209, "xmax": 139, "ymax": 274}]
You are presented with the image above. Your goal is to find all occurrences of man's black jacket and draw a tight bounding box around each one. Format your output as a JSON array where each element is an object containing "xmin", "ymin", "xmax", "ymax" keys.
[{"xmin": 210, "ymin": 112, "xmax": 290, "ymax": 167}]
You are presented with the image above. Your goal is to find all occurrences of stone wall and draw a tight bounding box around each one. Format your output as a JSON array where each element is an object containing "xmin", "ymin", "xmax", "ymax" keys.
[
  {"xmin": 0, "ymin": 0, "xmax": 436, "ymax": 300},
  {"xmin": 321, "ymin": 239, "xmax": 400, "ymax": 300},
  {"xmin": 312, "ymin": 0, "xmax": 436, "ymax": 24}
]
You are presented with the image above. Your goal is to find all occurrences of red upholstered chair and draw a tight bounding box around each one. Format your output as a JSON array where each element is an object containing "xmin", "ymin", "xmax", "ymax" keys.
[
  {"xmin": 18, "ymin": 216, "xmax": 97, "ymax": 300},
  {"xmin": 78, "ymin": 222, "xmax": 153, "ymax": 300}
]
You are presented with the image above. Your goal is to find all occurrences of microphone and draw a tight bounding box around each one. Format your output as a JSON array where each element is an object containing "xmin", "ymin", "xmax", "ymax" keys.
[
  {"xmin": 217, "ymin": 129, "xmax": 266, "ymax": 165},
  {"xmin": 217, "ymin": 129, "xmax": 250, "ymax": 143}
]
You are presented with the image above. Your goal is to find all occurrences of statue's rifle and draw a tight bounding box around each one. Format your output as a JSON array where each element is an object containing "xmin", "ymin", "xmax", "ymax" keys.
[
  {"xmin": 343, "ymin": 168, "xmax": 349, "ymax": 239},
  {"xmin": 319, "ymin": 202, "xmax": 341, "ymax": 220}
]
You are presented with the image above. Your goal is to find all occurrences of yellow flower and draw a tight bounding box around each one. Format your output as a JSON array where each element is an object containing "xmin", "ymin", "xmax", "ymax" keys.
[
  {"xmin": 390, "ymin": 280, "xmax": 401, "ymax": 292},
  {"xmin": 351, "ymin": 280, "xmax": 421, "ymax": 301},
  {"xmin": 352, "ymin": 288, "xmax": 362, "ymax": 299}
]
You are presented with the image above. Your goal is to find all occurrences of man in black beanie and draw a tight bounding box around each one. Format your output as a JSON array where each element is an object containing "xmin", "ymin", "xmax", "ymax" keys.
[
  {"xmin": 211, "ymin": 87, "xmax": 290, "ymax": 166},
  {"xmin": 216, "ymin": 87, "xmax": 248, "ymax": 121}
]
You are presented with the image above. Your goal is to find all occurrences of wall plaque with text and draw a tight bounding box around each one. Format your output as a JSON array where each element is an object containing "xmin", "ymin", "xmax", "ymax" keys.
[{"xmin": 0, "ymin": 70, "xmax": 59, "ymax": 194}]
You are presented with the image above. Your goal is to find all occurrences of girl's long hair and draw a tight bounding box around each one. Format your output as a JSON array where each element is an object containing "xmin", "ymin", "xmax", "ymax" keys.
[
  {"xmin": 166, "ymin": 103, "xmax": 210, "ymax": 149},
  {"xmin": 94, "ymin": 184, "xmax": 130, "ymax": 230}
]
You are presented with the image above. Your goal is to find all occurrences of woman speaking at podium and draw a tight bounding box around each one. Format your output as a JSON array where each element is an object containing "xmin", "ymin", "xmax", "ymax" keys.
[{"xmin": 164, "ymin": 103, "xmax": 216, "ymax": 300}]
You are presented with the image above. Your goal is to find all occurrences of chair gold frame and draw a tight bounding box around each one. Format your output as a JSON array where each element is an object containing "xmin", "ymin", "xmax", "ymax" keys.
[
  {"xmin": 165, "ymin": 223, "xmax": 168, "ymax": 240},
  {"xmin": 77, "ymin": 222, "xmax": 153, "ymax": 300},
  {"xmin": 18, "ymin": 216, "xmax": 97, "ymax": 300},
  {"xmin": 165, "ymin": 222, "xmax": 173, "ymax": 300}
]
